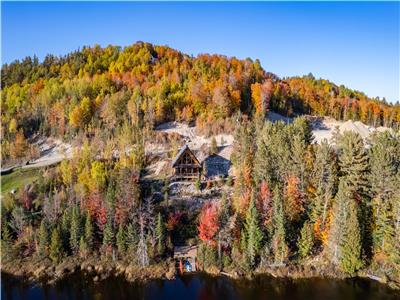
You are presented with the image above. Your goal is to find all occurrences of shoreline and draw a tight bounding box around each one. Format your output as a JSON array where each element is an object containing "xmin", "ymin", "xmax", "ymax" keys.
[{"xmin": 2, "ymin": 257, "xmax": 399, "ymax": 290}]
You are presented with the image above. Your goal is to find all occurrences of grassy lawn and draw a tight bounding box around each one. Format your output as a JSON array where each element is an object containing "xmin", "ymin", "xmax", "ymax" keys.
[{"xmin": 1, "ymin": 168, "xmax": 41, "ymax": 195}]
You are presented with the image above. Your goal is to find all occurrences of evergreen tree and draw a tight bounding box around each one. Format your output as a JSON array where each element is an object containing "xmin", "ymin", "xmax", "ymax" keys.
[
  {"xmin": 290, "ymin": 134, "xmax": 308, "ymax": 192},
  {"xmin": 84, "ymin": 212, "xmax": 94, "ymax": 251},
  {"xmin": 297, "ymin": 221, "xmax": 314, "ymax": 258},
  {"xmin": 126, "ymin": 222, "xmax": 138, "ymax": 254},
  {"xmin": 244, "ymin": 196, "xmax": 263, "ymax": 267},
  {"xmin": 292, "ymin": 116, "xmax": 313, "ymax": 145},
  {"xmin": 1, "ymin": 222, "xmax": 13, "ymax": 261},
  {"xmin": 337, "ymin": 131, "xmax": 369, "ymax": 196},
  {"xmin": 329, "ymin": 179, "xmax": 363, "ymax": 272},
  {"xmin": 271, "ymin": 186, "xmax": 288, "ymax": 264},
  {"xmin": 69, "ymin": 206, "xmax": 81, "ymax": 254},
  {"xmin": 116, "ymin": 223, "xmax": 126, "ymax": 255},
  {"xmin": 79, "ymin": 236, "xmax": 89, "ymax": 257},
  {"xmin": 60, "ymin": 208, "xmax": 71, "ymax": 252},
  {"xmin": 340, "ymin": 197, "xmax": 363, "ymax": 273},
  {"xmin": 37, "ymin": 219, "xmax": 49, "ymax": 258},
  {"xmin": 369, "ymin": 132, "xmax": 398, "ymax": 255},
  {"xmin": 337, "ymin": 131, "xmax": 371, "ymax": 258},
  {"xmin": 388, "ymin": 189, "xmax": 400, "ymax": 265},
  {"xmin": 311, "ymin": 140, "xmax": 337, "ymax": 225},
  {"xmin": 155, "ymin": 212, "xmax": 166, "ymax": 256},
  {"xmin": 103, "ymin": 219, "xmax": 114, "ymax": 247},
  {"xmin": 49, "ymin": 227, "xmax": 63, "ymax": 263}
]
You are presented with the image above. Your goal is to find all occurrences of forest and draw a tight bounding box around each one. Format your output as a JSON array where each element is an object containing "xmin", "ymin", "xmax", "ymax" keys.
[
  {"xmin": 1, "ymin": 42, "xmax": 399, "ymax": 165},
  {"xmin": 1, "ymin": 42, "xmax": 400, "ymax": 284}
]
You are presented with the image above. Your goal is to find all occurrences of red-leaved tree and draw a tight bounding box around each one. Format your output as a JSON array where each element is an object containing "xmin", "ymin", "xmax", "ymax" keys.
[{"xmin": 198, "ymin": 202, "xmax": 219, "ymax": 245}]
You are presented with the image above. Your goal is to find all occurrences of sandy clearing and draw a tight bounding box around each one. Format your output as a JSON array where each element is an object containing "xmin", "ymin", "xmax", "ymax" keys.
[
  {"xmin": 311, "ymin": 117, "xmax": 390, "ymax": 144},
  {"xmin": 155, "ymin": 121, "xmax": 234, "ymax": 155},
  {"xmin": 22, "ymin": 138, "xmax": 73, "ymax": 169}
]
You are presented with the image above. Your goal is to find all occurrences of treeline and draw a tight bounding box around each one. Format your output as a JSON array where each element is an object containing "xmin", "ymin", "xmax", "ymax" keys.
[
  {"xmin": 2, "ymin": 42, "xmax": 399, "ymax": 163},
  {"xmin": 1, "ymin": 129, "xmax": 171, "ymax": 266},
  {"xmin": 197, "ymin": 117, "xmax": 400, "ymax": 275},
  {"xmin": 2, "ymin": 116, "xmax": 399, "ymax": 278}
]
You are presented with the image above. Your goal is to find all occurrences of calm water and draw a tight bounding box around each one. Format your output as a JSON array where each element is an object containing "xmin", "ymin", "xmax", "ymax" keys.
[{"xmin": 1, "ymin": 272, "xmax": 399, "ymax": 300}]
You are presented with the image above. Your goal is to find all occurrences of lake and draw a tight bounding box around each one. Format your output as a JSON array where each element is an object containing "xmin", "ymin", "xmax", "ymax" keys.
[{"xmin": 1, "ymin": 272, "xmax": 399, "ymax": 300}]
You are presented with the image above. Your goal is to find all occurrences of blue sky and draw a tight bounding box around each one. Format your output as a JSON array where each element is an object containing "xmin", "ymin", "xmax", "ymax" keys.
[{"xmin": 2, "ymin": 1, "xmax": 399, "ymax": 103}]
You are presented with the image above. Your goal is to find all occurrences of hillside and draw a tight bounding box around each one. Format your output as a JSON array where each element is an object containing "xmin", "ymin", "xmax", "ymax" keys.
[
  {"xmin": 1, "ymin": 42, "xmax": 400, "ymax": 166},
  {"xmin": 1, "ymin": 42, "xmax": 400, "ymax": 288}
]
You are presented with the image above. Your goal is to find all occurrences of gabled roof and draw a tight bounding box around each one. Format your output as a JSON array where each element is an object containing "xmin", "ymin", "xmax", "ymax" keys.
[{"xmin": 172, "ymin": 144, "xmax": 201, "ymax": 167}]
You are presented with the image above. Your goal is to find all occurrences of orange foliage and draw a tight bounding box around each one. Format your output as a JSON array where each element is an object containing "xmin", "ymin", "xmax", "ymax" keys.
[
  {"xmin": 284, "ymin": 175, "xmax": 304, "ymax": 221},
  {"xmin": 198, "ymin": 202, "xmax": 219, "ymax": 244},
  {"xmin": 257, "ymin": 181, "xmax": 273, "ymax": 226}
]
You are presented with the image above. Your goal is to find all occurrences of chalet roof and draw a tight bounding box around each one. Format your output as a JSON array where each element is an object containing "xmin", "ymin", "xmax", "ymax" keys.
[{"xmin": 171, "ymin": 144, "xmax": 201, "ymax": 167}]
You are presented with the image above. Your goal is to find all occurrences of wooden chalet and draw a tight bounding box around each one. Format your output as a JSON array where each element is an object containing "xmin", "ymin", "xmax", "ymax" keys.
[{"xmin": 172, "ymin": 145, "xmax": 201, "ymax": 181}]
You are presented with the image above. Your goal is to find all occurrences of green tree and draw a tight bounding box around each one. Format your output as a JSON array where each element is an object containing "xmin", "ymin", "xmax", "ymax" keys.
[
  {"xmin": 61, "ymin": 208, "xmax": 71, "ymax": 252},
  {"xmin": 155, "ymin": 213, "xmax": 166, "ymax": 256},
  {"xmin": 310, "ymin": 140, "xmax": 337, "ymax": 225},
  {"xmin": 337, "ymin": 131, "xmax": 369, "ymax": 196},
  {"xmin": 271, "ymin": 186, "xmax": 288, "ymax": 264},
  {"xmin": 126, "ymin": 222, "xmax": 138, "ymax": 255},
  {"xmin": 337, "ymin": 131, "xmax": 371, "ymax": 258},
  {"xmin": 69, "ymin": 206, "xmax": 81, "ymax": 254},
  {"xmin": 37, "ymin": 219, "xmax": 49, "ymax": 258},
  {"xmin": 116, "ymin": 223, "xmax": 126, "ymax": 255},
  {"xmin": 1, "ymin": 222, "xmax": 14, "ymax": 261},
  {"xmin": 340, "ymin": 196, "xmax": 363, "ymax": 273},
  {"xmin": 49, "ymin": 227, "xmax": 63, "ymax": 263},
  {"xmin": 243, "ymin": 196, "xmax": 263, "ymax": 267},
  {"xmin": 84, "ymin": 212, "xmax": 94, "ymax": 251},
  {"xmin": 79, "ymin": 236, "xmax": 89, "ymax": 257},
  {"xmin": 297, "ymin": 221, "xmax": 314, "ymax": 258},
  {"xmin": 103, "ymin": 220, "xmax": 114, "ymax": 247}
]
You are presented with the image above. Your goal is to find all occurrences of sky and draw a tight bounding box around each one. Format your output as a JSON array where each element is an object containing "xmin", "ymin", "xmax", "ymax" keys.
[{"xmin": 2, "ymin": 1, "xmax": 399, "ymax": 103}]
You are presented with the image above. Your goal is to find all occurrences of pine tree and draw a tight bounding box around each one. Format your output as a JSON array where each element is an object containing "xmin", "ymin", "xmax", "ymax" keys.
[
  {"xmin": 271, "ymin": 186, "xmax": 288, "ymax": 264},
  {"xmin": 340, "ymin": 197, "xmax": 363, "ymax": 273},
  {"xmin": 337, "ymin": 131, "xmax": 371, "ymax": 259},
  {"xmin": 297, "ymin": 221, "xmax": 314, "ymax": 258},
  {"xmin": 388, "ymin": 189, "xmax": 400, "ymax": 265},
  {"xmin": 244, "ymin": 196, "xmax": 263, "ymax": 267},
  {"xmin": 155, "ymin": 212, "xmax": 166, "ymax": 256},
  {"xmin": 69, "ymin": 206, "xmax": 81, "ymax": 254},
  {"xmin": 290, "ymin": 134, "xmax": 308, "ymax": 192},
  {"xmin": 103, "ymin": 219, "xmax": 114, "ymax": 247},
  {"xmin": 49, "ymin": 227, "xmax": 63, "ymax": 263},
  {"xmin": 84, "ymin": 212, "xmax": 94, "ymax": 251},
  {"xmin": 126, "ymin": 222, "xmax": 138, "ymax": 254},
  {"xmin": 369, "ymin": 133, "xmax": 398, "ymax": 255},
  {"xmin": 37, "ymin": 219, "xmax": 49, "ymax": 258},
  {"xmin": 310, "ymin": 140, "xmax": 337, "ymax": 226},
  {"xmin": 61, "ymin": 208, "xmax": 71, "ymax": 252},
  {"xmin": 1, "ymin": 222, "xmax": 13, "ymax": 261},
  {"xmin": 329, "ymin": 179, "xmax": 363, "ymax": 272},
  {"xmin": 337, "ymin": 131, "xmax": 369, "ymax": 196},
  {"xmin": 79, "ymin": 236, "xmax": 89, "ymax": 257},
  {"xmin": 116, "ymin": 223, "xmax": 126, "ymax": 255},
  {"xmin": 292, "ymin": 116, "xmax": 313, "ymax": 145}
]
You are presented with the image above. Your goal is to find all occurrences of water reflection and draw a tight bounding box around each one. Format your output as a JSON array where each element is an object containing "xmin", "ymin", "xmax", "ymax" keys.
[{"xmin": 1, "ymin": 272, "xmax": 399, "ymax": 300}]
